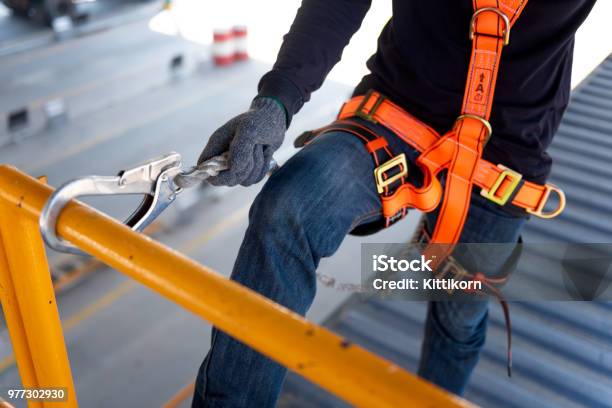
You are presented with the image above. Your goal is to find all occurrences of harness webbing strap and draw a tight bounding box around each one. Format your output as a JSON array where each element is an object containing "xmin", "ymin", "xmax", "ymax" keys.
[
  {"xmin": 327, "ymin": 91, "xmax": 563, "ymax": 219},
  {"xmin": 309, "ymin": 121, "xmax": 409, "ymax": 198},
  {"xmin": 410, "ymin": 218, "xmax": 523, "ymax": 377},
  {"xmin": 462, "ymin": 0, "xmax": 529, "ymax": 118},
  {"xmin": 429, "ymin": 0, "xmax": 528, "ymax": 248}
]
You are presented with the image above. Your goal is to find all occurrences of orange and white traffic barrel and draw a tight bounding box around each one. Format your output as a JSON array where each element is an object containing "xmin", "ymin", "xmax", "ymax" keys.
[
  {"xmin": 233, "ymin": 25, "xmax": 249, "ymax": 61},
  {"xmin": 212, "ymin": 28, "xmax": 235, "ymax": 66}
]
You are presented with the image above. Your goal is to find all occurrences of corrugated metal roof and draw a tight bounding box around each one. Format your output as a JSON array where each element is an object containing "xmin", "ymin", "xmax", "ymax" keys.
[{"xmin": 279, "ymin": 55, "xmax": 612, "ymax": 407}]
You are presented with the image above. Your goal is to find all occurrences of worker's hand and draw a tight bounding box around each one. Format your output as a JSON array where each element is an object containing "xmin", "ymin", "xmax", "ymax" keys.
[{"xmin": 198, "ymin": 97, "xmax": 286, "ymax": 186}]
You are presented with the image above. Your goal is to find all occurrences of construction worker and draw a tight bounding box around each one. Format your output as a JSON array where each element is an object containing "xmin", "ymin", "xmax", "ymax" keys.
[{"xmin": 192, "ymin": 1, "xmax": 596, "ymax": 407}]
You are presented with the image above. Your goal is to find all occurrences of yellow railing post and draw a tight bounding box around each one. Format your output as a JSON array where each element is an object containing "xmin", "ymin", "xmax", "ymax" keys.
[
  {"xmin": 0, "ymin": 230, "xmax": 42, "ymax": 408},
  {"xmin": 0, "ymin": 198, "xmax": 78, "ymax": 407}
]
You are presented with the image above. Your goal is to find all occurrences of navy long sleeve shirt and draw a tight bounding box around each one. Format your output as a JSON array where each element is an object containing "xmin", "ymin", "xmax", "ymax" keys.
[{"xmin": 258, "ymin": 0, "xmax": 596, "ymax": 183}]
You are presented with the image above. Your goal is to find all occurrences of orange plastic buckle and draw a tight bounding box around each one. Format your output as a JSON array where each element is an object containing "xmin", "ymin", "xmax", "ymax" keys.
[
  {"xmin": 480, "ymin": 165, "xmax": 522, "ymax": 206},
  {"xmin": 374, "ymin": 154, "xmax": 408, "ymax": 194},
  {"xmin": 355, "ymin": 90, "xmax": 386, "ymax": 124},
  {"xmin": 469, "ymin": 7, "xmax": 511, "ymax": 46},
  {"xmin": 526, "ymin": 183, "xmax": 566, "ymax": 219}
]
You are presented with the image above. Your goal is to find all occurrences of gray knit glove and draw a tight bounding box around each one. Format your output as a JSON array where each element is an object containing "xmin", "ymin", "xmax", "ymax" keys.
[{"xmin": 198, "ymin": 97, "xmax": 286, "ymax": 186}]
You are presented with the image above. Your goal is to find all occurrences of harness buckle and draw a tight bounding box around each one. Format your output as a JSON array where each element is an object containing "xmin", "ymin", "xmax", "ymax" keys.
[
  {"xmin": 374, "ymin": 153, "xmax": 408, "ymax": 194},
  {"xmin": 469, "ymin": 7, "xmax": 511, "ymax": 46},
  {"xmin": 480, "ymin": 164, "xmax": 522, "ymax": 206},
  {"xmin": 526, "ymin": 183, "xmax": 566, "ymax": 219},
  {"xmin": 355, "ymin": 90, "xmax": 386, "ymax": 124},
  {"xmin": 437, "ymin": 256, "xmax": 469, "ymax": 295}
]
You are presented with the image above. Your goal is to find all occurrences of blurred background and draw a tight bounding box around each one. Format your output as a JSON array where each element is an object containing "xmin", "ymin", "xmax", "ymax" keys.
[{"xmin": 0, "ymin": 1, "xmax": 611, "ymax": 407}]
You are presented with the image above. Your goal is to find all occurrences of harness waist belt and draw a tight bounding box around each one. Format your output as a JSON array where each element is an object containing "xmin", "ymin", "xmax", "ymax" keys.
[{"xmin": 338, "ymin": 92, "xmax": 565, "ymax": 219}]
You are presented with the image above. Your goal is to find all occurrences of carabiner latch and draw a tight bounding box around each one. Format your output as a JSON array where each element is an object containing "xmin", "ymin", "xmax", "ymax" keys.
[{"xmin": 40, "ymin": 152, "xmax": 183, "ymax": 255}]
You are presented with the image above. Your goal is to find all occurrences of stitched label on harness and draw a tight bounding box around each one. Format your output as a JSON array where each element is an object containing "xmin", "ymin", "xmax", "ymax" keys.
[{"xmin": 469, "ymin": 68, "xmax": 492, "ymax": 106}]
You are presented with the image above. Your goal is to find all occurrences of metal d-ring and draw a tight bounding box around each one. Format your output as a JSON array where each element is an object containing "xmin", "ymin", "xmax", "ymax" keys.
[
  {"xmin": 469, "ymin": 7, "xmax": 511, "ymax": 45},
  {"xmin": 456, "ymin": 114, "xmax": 493, "ymax": 144}
]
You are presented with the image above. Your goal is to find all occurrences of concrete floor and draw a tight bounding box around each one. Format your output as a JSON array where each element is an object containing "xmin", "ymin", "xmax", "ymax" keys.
[
  {"xmin": 0, "ymin": 0, "xmax": 160, "ymax": 56},
  {"xmin": 0, "ymin": 7, "xmax": 419, "ymax": 407}
]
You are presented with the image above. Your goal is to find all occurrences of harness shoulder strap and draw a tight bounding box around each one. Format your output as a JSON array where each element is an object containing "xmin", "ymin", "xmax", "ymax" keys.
[{"xmin": 428, "ymin": 0, "xmax": 529, "ymax": 245}]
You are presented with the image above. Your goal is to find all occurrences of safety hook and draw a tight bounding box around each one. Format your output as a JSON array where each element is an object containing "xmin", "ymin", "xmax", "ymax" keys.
[
  {"xmin": 40, "ymin": 151, "xmax": 277, "ymax": 255},
  {"xmin": 40, "ymin": 152, "xmax": 183, "ymax": 255}
]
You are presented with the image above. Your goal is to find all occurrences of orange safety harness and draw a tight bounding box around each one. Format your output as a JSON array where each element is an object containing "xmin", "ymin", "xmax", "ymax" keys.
[
  {"xmin": 298, "ymin": 0, "xmax": 565, "ymax": 240},
  {"xmin": 295, "ymin": 0, "xmax": 567, "ymax": 375}
]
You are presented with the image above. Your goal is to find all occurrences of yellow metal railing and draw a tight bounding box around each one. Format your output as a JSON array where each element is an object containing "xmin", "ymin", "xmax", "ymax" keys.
[{"xmin": 0, "ymin": 165, "xmax": 475, "ymax": 408}]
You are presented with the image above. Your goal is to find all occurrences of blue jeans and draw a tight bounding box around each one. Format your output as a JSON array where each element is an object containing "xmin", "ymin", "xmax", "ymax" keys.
[{"xmin": 192, "ymin": 121, "xmax": 526, "ymax": 407}]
